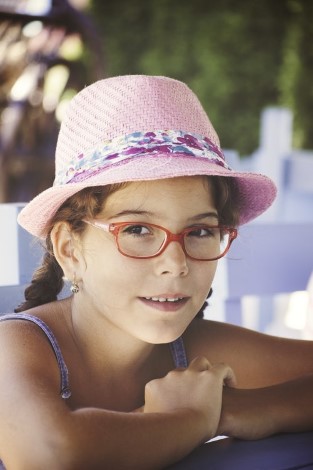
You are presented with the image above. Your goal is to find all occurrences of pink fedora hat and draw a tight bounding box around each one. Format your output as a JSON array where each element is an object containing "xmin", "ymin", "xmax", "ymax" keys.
[{"xmin": 18, "ymin": 75, "xmax": 277, "ymax": 238}]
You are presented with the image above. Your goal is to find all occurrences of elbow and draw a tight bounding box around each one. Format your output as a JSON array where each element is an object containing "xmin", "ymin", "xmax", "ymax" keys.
[
  {"xmin": 37, "ymin": 432, "xmax": 88, "ymax": 470},
  {"xmin": 1, "ymin": 432, "xmax": 84, "ymax": 470}
]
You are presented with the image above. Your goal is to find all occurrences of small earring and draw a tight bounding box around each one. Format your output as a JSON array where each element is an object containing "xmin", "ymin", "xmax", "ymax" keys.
[{"xmin": 70, "ymin": 275, "xmax": 79, "ymax": 294}]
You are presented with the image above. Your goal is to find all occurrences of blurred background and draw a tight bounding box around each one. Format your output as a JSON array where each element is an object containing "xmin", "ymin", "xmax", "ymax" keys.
[{"xmin": 0, "ymin": 0, "xmax": 312, "ymax": 203}]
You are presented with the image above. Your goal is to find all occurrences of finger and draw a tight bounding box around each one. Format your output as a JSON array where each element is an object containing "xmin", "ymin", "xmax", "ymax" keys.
[
  {"xmin": 223, "ymin": 366, "xmax": 237, "ymax": 387},
  {"xmin": 132, "ymin": 405, "xmax": 144, "ymax": 413},
  {"xmin": 188, "ymin": 356, "xmax": 211, "ymax": 372},
  {"xmin": 212, "ymin": 363, "xmax": 237, "ymax": 387}
]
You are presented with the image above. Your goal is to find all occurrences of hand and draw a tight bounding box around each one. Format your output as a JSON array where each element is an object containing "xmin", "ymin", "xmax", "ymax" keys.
[{"xmin": 144, "ymin": 356, "xmax": 236, "ymax": 441}]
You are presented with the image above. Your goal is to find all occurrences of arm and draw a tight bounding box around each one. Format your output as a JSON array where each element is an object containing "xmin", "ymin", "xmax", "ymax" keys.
[
  {"xmin": 185, "ymin": 319, "xmax": 313, "ymax": 388},
  {"xmin": 185, "ymin": 319, "xmax": 313, "ymax": 439},
  {"xmin": 0, "ymin": 323, "xmax": 232, "ymax": 469},
  {"xmin": 218, "ymin": 374, "xmax": 313, "ymax": 440},
  {"xmin": 0, "ymin": 393, "xmax": 203, "ymax": 469}
]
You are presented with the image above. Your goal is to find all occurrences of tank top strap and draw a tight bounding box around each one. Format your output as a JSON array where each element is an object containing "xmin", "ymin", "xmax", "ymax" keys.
[
  {"xmin": 169, "ymin": 336, "xmax": 188, "ymax": 368},
  {"xmin": 1, "ymin": 313, "xmax": 187, "ymax": 395},
  {"xmin": 0, "ymin": 313, "xmax": 71, "ymax": 400}
]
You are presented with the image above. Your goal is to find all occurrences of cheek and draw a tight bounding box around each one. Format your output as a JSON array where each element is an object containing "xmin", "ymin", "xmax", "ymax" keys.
[
  {"xmin": 85, "ymin": 248, "xmax": 146, "ymax": 288},
  {"xmin": 208, "ymin": 261, "xmax": 218, "ymax": 283},
  {"xmin": 192, "ymin": 261, "xmax": 217, "ymax": 298},
  {"xmin": 195, "ymin": 260, "xmax": 217, "ymax": 282}
]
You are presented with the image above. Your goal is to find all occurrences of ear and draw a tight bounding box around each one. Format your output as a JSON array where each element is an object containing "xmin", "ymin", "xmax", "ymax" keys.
[{"xmin": 51, "ymin": 222, "xmax": 85, "ymax": 281}]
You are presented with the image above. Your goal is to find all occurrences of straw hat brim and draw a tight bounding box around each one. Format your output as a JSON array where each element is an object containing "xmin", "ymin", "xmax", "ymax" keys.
[{"xmin": 17, "ymin": 155, "xmax": 277, "ymax": 238}]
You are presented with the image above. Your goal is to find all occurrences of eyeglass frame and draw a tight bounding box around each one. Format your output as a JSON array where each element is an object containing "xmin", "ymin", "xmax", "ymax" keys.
[{"xmin": 83, "ymin": 219, "xmax": 237, "ymax": 261}]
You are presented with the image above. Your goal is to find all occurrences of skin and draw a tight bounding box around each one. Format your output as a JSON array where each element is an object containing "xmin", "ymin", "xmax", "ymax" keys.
[{"xmin": 0, "ymin": 176, "xmax": 312, "ymax": 469}]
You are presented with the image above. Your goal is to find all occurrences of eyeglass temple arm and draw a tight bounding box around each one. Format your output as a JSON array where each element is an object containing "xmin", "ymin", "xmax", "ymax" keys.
[{"xmin": 82, "ymin": 220, "xmax": 111, "ymax": 232}]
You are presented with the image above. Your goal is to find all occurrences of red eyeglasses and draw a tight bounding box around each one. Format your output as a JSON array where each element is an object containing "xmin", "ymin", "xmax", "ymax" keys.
[{"xmin": 83, "ymin": 220, "xmax": 237, "ymax": 261}]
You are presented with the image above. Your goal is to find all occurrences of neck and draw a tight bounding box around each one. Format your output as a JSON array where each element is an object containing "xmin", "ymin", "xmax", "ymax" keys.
[{"xmin": 68, "ymin": 297, "xmax": 161, "ymax": 377}]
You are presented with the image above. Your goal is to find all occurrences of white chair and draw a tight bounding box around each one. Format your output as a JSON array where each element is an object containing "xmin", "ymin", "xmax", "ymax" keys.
[
  {"xmin": 0, "ymin": 203, "xmax": 43, "ymax": 313},
  {"xmin": 219, "ymin": 222, "xmax": 313, "ymax": 333}
]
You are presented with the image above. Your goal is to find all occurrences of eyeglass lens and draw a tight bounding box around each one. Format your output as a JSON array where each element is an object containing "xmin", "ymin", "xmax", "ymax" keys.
[{"xmin": 117, "ymin": 224, "xmax": 230, "ymax": 260}]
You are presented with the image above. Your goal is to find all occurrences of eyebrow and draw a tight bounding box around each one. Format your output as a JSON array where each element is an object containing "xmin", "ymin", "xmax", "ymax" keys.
[
  {"xmin": 107, "ymin": 210, "xmax": 151, "ymax": 219},
  {"xmin": 189, "ymin": 212, "xmax": 219, "ymax": 221},
  {"xmin": 108, "ymin": 210, "xmax": 219, "ymax": 222}
]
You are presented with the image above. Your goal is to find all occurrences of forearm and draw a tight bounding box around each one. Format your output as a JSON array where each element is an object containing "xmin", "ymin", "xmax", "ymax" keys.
[
  {"xmin": 56, "ymin": 407, "xmax": 207, "ymax": 470},
  {"xmin": 1, "ymin": 357, "xmax": 228, "ymax": 469},
  {"xmin": 218, "ymin": 374, "xmax": 313, "ymax": 440}
]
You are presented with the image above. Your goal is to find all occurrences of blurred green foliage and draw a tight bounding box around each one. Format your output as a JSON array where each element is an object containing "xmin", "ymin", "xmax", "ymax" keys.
[{"xmin": 89, "ymin": 0, "xmax": 313, "ymax": 155}]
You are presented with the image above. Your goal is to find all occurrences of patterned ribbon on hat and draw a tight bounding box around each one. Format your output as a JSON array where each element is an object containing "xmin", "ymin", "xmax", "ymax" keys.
[{"xmin": 55, "ymin": 130, "xmax": 231, "ymax": 185}]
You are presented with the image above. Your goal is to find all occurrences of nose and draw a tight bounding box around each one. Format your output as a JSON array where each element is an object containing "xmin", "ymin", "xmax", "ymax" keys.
[{"xmin": 155, "ymin": 240, "xmax": 189, "ymax": 277}]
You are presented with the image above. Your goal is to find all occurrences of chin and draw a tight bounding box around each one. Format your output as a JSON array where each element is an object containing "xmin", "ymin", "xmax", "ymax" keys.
[{"xmin": 140, "ymin": 325, "xmax": 189, "ymax": 345}]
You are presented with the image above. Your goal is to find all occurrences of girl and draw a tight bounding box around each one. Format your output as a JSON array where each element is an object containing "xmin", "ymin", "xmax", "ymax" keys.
[{"xmin": 0, "ymin": 75, "xmax": 312, "ymax": 469}]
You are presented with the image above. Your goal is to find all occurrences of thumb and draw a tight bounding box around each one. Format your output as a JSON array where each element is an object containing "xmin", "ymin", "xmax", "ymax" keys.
[
  {"xmin": 212, "ymin": 363, "xmax": 237, "ymax": 388},
  {"xmin": 188, "ymin": 356, "xmax": 211, "ymax": 372},
  {"xmin": 224, "ymin": 366, "xmax": 237, "ymax": 388}
]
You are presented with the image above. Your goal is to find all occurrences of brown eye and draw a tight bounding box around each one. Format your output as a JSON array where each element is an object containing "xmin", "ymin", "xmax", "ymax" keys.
[
  {"xmin": 121, "ymin": 224, "xmax": 152, "ymax": 236},
  {"xmin": 187, "ymin": 227, "xmax": 218, "ymax": 238}
]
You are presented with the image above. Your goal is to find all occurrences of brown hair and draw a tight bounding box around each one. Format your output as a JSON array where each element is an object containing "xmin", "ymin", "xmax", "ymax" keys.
[{"xmin": 16, "ymin": 177, "xmax": 239, "ymax": 312}]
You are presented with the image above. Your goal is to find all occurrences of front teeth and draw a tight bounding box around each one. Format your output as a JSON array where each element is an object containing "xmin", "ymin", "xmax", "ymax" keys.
[{"xmin": 145, "ymin": 297, "xmax": 183, "ymax": 302}]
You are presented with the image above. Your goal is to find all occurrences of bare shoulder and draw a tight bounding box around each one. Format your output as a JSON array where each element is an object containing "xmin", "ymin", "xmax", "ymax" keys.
[
  {"xmin": 0, "ymin": 300, "xmax": 72, "ymax": 404},
  {"xmin": 0, "ymin": 310, "xmax": 61, "ymax": 391},
  {"xmin": 0, "ymin": 309, "xmax": 72, "ymax": 467},
  {"xmin": 183, "ymin": 318, "xmax": 313, "ymax": 388}
]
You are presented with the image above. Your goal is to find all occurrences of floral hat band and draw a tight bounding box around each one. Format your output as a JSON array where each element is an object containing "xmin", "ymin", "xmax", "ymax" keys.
[{"xmin": 55, "ymin": 129, "xmax": 231, "ymax": 186}]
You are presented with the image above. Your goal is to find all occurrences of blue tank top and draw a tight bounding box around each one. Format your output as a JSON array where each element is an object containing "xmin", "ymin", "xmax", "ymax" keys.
[
  {"xmin": 0, "ymin": 313, "xmax": 188, "ymax": 469},
  {"xmin": 0, "ymin": 313, "xmax": 188, "ymax": 399}
]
